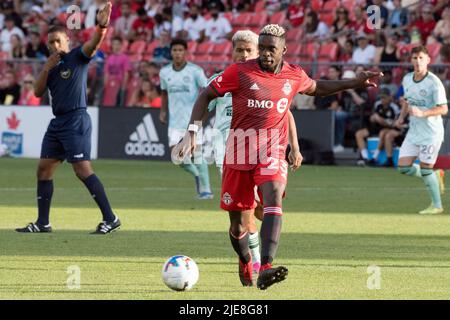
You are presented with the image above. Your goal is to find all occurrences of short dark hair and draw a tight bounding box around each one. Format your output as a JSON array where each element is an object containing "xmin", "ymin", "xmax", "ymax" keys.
[
  {"xmin": 411, "ymin": 45, "xmax": 429, "ymax": 55},
  {"xmin": 137, "ymin": 7, "xmax": 147, "ymax": 16},
  {"xmin": 48, "ymin": 25, "xmax": 67, "ymax": 35},
  {"xmin": 112, "ymin": 36, "xmax": 123, "ymax": 43},
  {"xmin": 170, "ymin": 38, "xmax": 187, "ymax": 50}
]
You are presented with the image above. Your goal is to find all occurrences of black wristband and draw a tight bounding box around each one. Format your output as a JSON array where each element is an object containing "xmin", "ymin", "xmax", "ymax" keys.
[{"xmin": 98, "ymin": 24, "xmax": 108, "ymax": 29}]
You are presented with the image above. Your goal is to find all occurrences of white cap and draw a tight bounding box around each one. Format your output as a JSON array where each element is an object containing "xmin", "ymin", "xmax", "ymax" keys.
[
  {"xmin": 342, "ymin": 70, "xmax": 356, "ymax": 79},
  {"xmin": 31, "ymin": 5, "xmax": 43, "ymax": 14}
]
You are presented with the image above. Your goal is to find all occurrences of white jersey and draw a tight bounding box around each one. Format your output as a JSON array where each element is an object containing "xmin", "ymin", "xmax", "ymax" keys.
[
  {"xmin": 402, "ymin": 71, "xmax": 448, "ymax": 145},
  {"xmin": 160, "ymin": 62, "xmax": 207, "ymax": 130},
  {"xmin": 207, "ymin": 72, "xmax": 232, "ymax": 167}
]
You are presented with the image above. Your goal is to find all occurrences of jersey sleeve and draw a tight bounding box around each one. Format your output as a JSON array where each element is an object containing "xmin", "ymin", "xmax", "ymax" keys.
[
  {"xmin": 195, "ymin": 67, "xmax": 208, "ymax": 88},
  {"xmin": 296, "ymin": 67, "xmax": 315, "ymax": 94},
  {"xmin": 432, "ymin": 77, "xmax": 448, "ymax": 106},
  {"xmin": 159, "ymin": 69, "xmax": 168, "ymax": 91},
  {"xmin": 209, "ymin": 63, "xmax": 239, "ymax": 97},
  {"xmin": 75, "ymin": 46, "xmax": 92, "ymax": 64}
]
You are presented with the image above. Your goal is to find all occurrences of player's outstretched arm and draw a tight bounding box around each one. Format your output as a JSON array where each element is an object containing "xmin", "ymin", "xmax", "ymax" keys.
[
  {"xmin": 410, "ymin": 104, "xmax": 448, "ymax": 118},
  {"xmin": 305, "ymin": 71, "xmax": 383, "ymax": 97},
  {"xmin": 82, "ymin": 1, "xmax": 112, "ymax": 58},
  {"xmin": 175, "ymin": 87, "xmax": 217, "ymax": 158}
]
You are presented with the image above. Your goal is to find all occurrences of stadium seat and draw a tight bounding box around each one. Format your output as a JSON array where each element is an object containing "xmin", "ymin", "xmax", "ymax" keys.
[
  {"xmin": 319, "ymin": 11, "xmax": 335, "ymax": 26},
  {"xmin": 102, "ymin": 79, "xmax": 121, "ymax": 107},
  {"xmin": 322, "ymin": 0, "xmax": 339, "ymax": 12},
  {"xmin": 426, "ymin": 42, "xmax": 442, "ymax": 64},
  {"xmin": 286, "ymin": 43, "xmax": 302, "ymax": 59},
  {"xmin": 188, "ymin": 41, "xmax": 198, "ymax": 54},
  {"xmin": 232, "ymin": 12, "xmax": 252, "ymax": 27},
  {"xmin": 125, "ymin": 76, "xmax": 141, "ymax": 107},
  {"xmin": 0, "ymin": 51, "xmax": 9, "ymax": 60},
  {"xmin": 311, "ymin": 0, "xmax": 323, "ymax": 11},
  {"xmin": 270, "ymin": 11, "xmax": 287, "ymax": 26},
  {"xmin": 146, "ymin": 40, "xmax": 160, "ymax": 55},
  {"xmin": 286, "ymin": 28, "xmax": 303, "ymax": 43},
  {"xmin": 210, "ymin": 42, "xmax": 232, "ymax": 56},
  {"xmin": 254, "ymin": 1, "xmax": 265, "ymax": 12},
  {"xmin": 318, "ymin": 42, "xmax": 339, "ymax": 61},
  {"xmin": 248, "ymin": 12, "xmax": 268, "ymax": 28},
  {"xmin": 222, "ymin": 12, "xmax": 234, "ymax": 22},
  {"xmin": 192, "ymin": 54, "xmax": 211, "ymax": 62},
  {"xmin": 195, "ymin": 41, "xmax": 214, "ymax": 55},
  {"xmin": 128, "ymin": 40, "xmax": 147, "ymax": 55}
]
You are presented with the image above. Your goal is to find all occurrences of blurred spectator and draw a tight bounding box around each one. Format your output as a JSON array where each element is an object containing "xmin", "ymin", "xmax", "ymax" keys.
[
  {"xmin": 161, "ymin": 6, "xmax": 184, "ymax": 39},
  {"xmin": 201, "ymin": 0, "xmax": 226, "ymax": 12},
  {"xmin": 387, "ymin": 0, "xmax": 409, "ymax": 29},
  {"xmin": 352, "ymin": 32, "xmax": 376, "ymax": 64},
  {"xmin": 25, "ymin": 31, "xmax": 50, "ymax": 59},
  {"xmin": 410, "ymin": 5, "xmax": 436, "ymax": 44},
  {"xmin": 104, "ymin": 36, "xmax": 132, "ymax": 106},
  {"xmin": 181, "ymin": 5, "xmax": 206, "ymax": 42},
  {"xmin": 128, "ymin": 79, "xmax": 161, "ymax": 108},
  {"xmin": 153, "ymin": 13, "xmax": 170, "ymax": 39},
  {"xmin": 265, "ymin": 0, "xmax": 282, "ymax": 15},
  {"xmin": 9, "ymin": 34, "xmax": 25, "ymax": 58},
  {"xmin": 130, "ymin": 7, "xmax": 155, "ymax": 42},
  {"xmin": 145, "ymin": 0, "xmax": 164, "ymax": 18},
  {"xmin": 355, "ymin": 88, "xmax": 399, "ymax": 166},
  {"xmin": 42, "ymin": 0, "xmax": 60, "ymax": 17},
  {"xmin": 146, "ymin": 62, "xmax": 161, "ymax": 87},
  {"xmin": 204, "ymin": 2, "xmax": 232, "ymax": 43},
  {"xmin": 330, "ymin": 7, "xmax": 352, "ymax": 41},
  {"xmin": 19, "ymin": 74, "xmax": 41, "ymax": 106},
  {"xmin": 303, "ymin": 11, "xmax": 329, "ymax": 42},
  {"xmin": 339, "ymin": 39, "xmax": 354, "ymax": 62},
  {"xmin": 379, "ymin": 70, "xmax": 399, "ymax": 99},
  {"xmin": 1, "ymin": 0, "xmax": 22, "ymax": 29},
  {"xmin": 226, "ymin": 0, "xmax": 253, "ymax": 12},
  {"xmin": 374, "ymin": 32, "xmax": 400, "ymax": 69},
  {"xmin": 0, "ymin": 15, "xmax": 24, "ymax": 52},
  {"xmin": 333, "ymin": 69, "xmax": 369, "ymax": 152},
  {"xmin": 350, "ymin": 6, "xmax": 366, "ymax": 35},
  {"xmin": 0, "ymin": 70, "xmax": 21, "ymax": 105},
  {"xmin": 429, "ymin": 5, "xmax": 450, "ymax": 44},
  {"xmin": 23, "ymin": 5, "xmax": 45, "ymax": 33},
  {"xmin": 153, "ymin": 29, "xmax": 172, "ymax": 62},
  {"xmin": 286, "ymin": 0, "xmax": 306, "ymax": 28},
  {"xmin": 114, "ymin": 1, "xmax": 137, "ymax": 40},
  {"xmin": 314, "ymin": 65, "xmax": 341, "ymax": 111}
]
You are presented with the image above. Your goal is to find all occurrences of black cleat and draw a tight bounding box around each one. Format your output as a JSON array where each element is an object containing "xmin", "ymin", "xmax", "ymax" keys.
[
  {"xmin": 15, "ymin": 222, "xmax": 52, "ymax": 233},
  {"xmin": 91, "ymin": 218, "xmax": 121, "ymax": 235},
  {"xmin": 257, "ymin": 265, "xmax": 288, "ymax": 290}
]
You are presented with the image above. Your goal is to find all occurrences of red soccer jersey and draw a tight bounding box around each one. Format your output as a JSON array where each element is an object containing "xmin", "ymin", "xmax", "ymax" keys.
[{"xmin": 209, "ymin": 59, "xmax": 314, "ymax": 170}]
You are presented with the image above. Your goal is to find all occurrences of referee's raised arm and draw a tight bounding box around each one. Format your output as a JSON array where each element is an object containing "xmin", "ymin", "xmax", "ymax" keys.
[{"xmin": 82, "ymin": 1, "xmax": 112, "ymax": 58}]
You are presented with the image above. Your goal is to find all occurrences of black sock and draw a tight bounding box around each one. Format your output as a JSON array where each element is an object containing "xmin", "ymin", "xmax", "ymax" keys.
[
  {"xmin": 82, "ymin": 174, "xmax": 116, "ymax": 222},
  {"xmin": 260, "ymin": 207, "xmax": 283, "ymax": 265},
  {"xmin": 37, "ymin": 180, "xmax": 53, "ymax": 225},
  {"xmin": 229, "ymin": 230, "xmax": 251, "ymax": 264}
]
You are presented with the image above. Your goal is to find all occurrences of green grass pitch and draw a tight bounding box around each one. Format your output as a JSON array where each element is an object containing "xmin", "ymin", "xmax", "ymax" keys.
[{"xmin": 1, "ymin": 158, "xmax": 450, "ymax": 299}]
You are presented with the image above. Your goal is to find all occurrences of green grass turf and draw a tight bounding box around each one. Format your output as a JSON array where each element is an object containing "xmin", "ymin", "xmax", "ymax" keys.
[{"xmin": 1, "ymin": 158, "xmax": 450, "ymax": 299}]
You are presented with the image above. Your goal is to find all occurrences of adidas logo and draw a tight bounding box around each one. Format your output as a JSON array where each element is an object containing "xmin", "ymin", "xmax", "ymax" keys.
[
  {"xmin": 250, "ymin": 83, "xmax": 260, "ymax": 90},
  {"xmin": 125, "ymin": 113, "xmax": 165, "ymax": 157}
]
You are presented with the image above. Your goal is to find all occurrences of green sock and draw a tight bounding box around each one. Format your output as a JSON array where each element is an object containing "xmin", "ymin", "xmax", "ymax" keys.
[
  {"xmin": 195, "ymin": 162, "xmax": 211, "ymax": 193},
  {"xmin": 421, "ymin": 169, "xmax": 442, "ymax": 208},
  {"xmin": 248, "ymin": 232, "xmax": 261, "ymax": 265},
  {"xmin": 398, "ymin": 163, "xmax": 421, "ymax": 178},
  {"xmin": 180, "ymin": 163, "xmax": 199, "ymax": 177}
]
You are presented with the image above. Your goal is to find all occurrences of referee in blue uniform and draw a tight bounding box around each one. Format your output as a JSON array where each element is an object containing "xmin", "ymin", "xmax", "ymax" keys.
[{"xmin": 16, "ymin": 2, "xmax": 120, "ymax": 234}]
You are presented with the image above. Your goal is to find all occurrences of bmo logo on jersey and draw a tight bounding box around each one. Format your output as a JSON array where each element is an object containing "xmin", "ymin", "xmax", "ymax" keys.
[
  {"xmin": 247, "ymin": 99, "xmax": 274, "ymax": 109},
  {"xmin": 248, "ymin": 98, "xmax": 289, "ymax": 114}
]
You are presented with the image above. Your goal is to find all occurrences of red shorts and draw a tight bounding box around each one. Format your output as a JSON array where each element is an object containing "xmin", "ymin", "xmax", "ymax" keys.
[{"xmin": 220, "ymin": 158, "xmax": 288, "ymax": 212}]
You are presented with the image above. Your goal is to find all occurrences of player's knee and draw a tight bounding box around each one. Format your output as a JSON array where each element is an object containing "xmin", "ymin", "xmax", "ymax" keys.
[
  {"xmin": 229, "ymin": 220, "xmax": 246, "ymax": 237},
  {"xmin": 73, "ymin": 166, "xmax": 93, "ymax": 180},
  {"xmin": 37, "ymin": 164, "xmax": 52, "ymax": 180}
]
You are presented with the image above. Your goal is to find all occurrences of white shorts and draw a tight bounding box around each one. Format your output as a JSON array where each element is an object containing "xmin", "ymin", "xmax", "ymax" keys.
[{"xmin": 399, "ymin": 139, "xmax": 442, "ymax": 165}]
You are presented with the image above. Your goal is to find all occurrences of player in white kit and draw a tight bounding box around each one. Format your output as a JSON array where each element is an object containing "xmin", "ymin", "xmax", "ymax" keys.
[{"xmin": 396, "ymin": 46, "xmax": 447, "ymax": 214}]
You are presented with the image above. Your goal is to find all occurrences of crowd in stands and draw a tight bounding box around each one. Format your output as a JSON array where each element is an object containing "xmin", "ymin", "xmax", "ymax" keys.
[{"xmin": 1, "ymin": 0, "xmax": 450, "ymax": 153}]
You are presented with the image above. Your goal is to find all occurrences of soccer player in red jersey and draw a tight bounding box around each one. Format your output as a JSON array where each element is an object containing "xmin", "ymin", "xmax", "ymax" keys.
[{"xmin": 177, "ymin": 24, "xmax": 382, "ymax": 290}]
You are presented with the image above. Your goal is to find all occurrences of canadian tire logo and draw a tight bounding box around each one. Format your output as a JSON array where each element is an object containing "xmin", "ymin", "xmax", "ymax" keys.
[
  {"xmin": 1, "ymin": 112, "xmax": 23, "ymax": 156},
  {"xmin": 125, "ymin": 113, "xmax": 165, "ymax": 157}
]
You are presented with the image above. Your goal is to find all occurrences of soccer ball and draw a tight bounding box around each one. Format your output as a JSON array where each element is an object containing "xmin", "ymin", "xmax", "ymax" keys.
[{"xmin": 162, "ymin": 255, "xmax": 199, "ymax": 291}]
